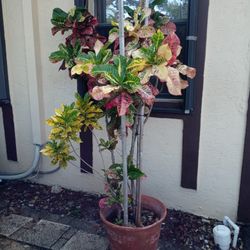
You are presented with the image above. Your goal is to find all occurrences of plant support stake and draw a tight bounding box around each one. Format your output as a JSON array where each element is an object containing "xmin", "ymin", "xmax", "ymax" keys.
[
  {"xmin": 135, "ymin": 104, "xmax": 144, "ymax": 226},
  {"xmin": 135, "ymin": 0, "xmax": 149, "ymax": 227},
  {"xmin": 118, "ymin": 0, "xmax": 128, "ymax": 226}
]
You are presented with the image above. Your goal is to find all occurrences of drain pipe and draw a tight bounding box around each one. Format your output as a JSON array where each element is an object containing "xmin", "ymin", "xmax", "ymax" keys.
[
  {"xmin": 0, "ymin": 144, "xmax": 41, "ymax": 180},
  {"xmin": 223, "ymin": 216, "xmax": 240, "ymax": 248},
  {"xmin": 213, "ymin": 216, "xmax": 240, "ymax": 250},
  {"xmin": 0, "ymin": 144, "xmax": 60, "ymax": 181}
]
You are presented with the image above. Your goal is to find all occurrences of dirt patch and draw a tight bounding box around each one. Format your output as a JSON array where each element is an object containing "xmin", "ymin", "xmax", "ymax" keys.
[{"xmin": 0, "ymin": 180, "xmax": 245, "ymax": 249}]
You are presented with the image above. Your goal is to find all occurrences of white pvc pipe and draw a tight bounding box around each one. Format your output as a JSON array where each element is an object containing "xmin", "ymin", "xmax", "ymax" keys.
[
  {"xmin": 223, "ymin": 216, "xmax": 240, "ymax": 248},
  {"xmin": 0, "ymin": 144, "xmax": 41, "ymax": 180}
]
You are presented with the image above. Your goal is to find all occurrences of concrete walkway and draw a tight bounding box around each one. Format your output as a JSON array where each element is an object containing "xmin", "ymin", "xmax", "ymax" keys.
[{"xmin": 0, "ymin": 214, "xmax": 109, "ymax": 250}]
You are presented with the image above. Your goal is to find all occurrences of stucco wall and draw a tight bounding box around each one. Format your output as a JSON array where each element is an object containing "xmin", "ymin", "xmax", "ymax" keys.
[
  {"xmin": 1, "ymin": 0, "xmax": 250, "ymax": 220},
  {"xmin": 0, "ymin": 0, "xmax": 34, "ymax": 173}
]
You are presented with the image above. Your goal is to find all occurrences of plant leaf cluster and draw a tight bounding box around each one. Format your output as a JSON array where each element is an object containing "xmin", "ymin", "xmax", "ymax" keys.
[
  {"xmin": 49, "ymin": 7, "xmax": 106, "ymax": 75},
  {"xmin": 44, "ymin": 4, "xmax": 197, "ymax": 212},
  {"xmin": 49, "ymin": 41, "xmax": 81, "ymax": 70},
  {"xmin": 103, "ymin": 162, "xmax": 145, "ymax": 206},
  {"xmin": 42, "ymin": 94, "xmax": 103, "ymax": 167}
]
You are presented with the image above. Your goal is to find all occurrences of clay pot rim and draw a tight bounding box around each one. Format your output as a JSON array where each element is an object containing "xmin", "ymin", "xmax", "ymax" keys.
[{"xmin": 100, "ymin": 194, "xmax": 167, "ymax": 231}]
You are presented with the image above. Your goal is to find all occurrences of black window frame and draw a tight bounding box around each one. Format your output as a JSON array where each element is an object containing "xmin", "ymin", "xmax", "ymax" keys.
[
  {"xmin": 0, "ymin": 0, "xmax": 10, "ymax": 106},
  {"xmin": 94, "ymin": 0, "xmax": 198, "ymax": 116},
  {"xmin": 0, "ymin": 0, "xmax": 17, "ymax": 161}
]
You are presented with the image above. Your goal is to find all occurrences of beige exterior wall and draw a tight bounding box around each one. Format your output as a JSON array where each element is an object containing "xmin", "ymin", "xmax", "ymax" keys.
[
  {"xmin": 0, "ymin": 0, "xmax": 250, "ymax": 220},
  {"xmin": 0, "ymin": 0, "xmax": 34, "ymax": 173}
]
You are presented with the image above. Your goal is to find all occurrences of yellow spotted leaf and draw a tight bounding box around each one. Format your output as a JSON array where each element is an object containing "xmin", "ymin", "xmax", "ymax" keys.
[
  {"xmin": 111, "ymin": 20, "xmax": 119, "ymax": 27},
  {"xmin": 137, "ymin": 26, "xmax": 155, "ymax": 38},
  {"xmin": 157, "ymin": 44, "xmax": 172, "ymax": 61},
  {"xmin": 124, "ymin": 20, "xmax": 135, "ymax": 32},
  {"xmin": 127, "ymin": 58, "xmax": 148, "ymax": 75},
  {"xmin": 165, "ymin": 66, "xmax": 188, "ymax": 96},
  {"xmin": 109, "ymin": 32, "xmax": 119, "ymax": 43},
  {"xmin": 94, "ymin": 40, "xmax": 104, "ymax": 55},
  {"xmin": 138, "ymin": 67, "xmax": 153, "ymax": 84},
  {"xmin": 71, "ymin": 63, "xmax": 93, "ymax": 75},
  {"xmin": 153, "ymin": 64, "xmax": 169, "ymax": 82},
  {"xmin": 51, "ymin": 128, "xmax": 63, "ymax": 134}
]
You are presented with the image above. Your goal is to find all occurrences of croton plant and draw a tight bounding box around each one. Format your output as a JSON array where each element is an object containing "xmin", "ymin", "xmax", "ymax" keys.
[{"xmin": 42, "ymin": 2, "xmax": 196, "ymax": 226}]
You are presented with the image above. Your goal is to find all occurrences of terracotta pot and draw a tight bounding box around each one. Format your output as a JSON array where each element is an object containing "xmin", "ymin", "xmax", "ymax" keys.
[{"xmin": 100, "ymin": 195, "xmax": 167, "ymax": 250}]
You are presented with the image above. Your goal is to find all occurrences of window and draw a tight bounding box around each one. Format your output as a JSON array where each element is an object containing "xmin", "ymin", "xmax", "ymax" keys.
[
  {"xmin": 105, "ymin": 0, "xmax": 189, "ymax": 22},
  {"xmin": 0, "ymin": 0, "xmax": 10, "ymax": 105},
  {"xmin": 95, "ymin": 0, "xmax": 198, "ymax": 115}
]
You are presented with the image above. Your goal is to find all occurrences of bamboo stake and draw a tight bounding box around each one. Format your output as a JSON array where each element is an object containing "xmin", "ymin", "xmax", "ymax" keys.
[
  {"xmin": 118, "ymin": 0, "xmax": 128, "ymax": 226},
  {"xmin": 135, "ymin": 0, "xmax": 149, "ymax": 227},
  {"xmin": 135, "ymin": 105, "xmax": 144, "ymax": 226},
  {"xmin": 129, "ymin": 114, "xmax": 139, "ymax": 208}
]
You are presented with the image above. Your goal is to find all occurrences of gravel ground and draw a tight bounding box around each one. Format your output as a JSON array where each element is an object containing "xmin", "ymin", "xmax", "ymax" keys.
[{"xmin": 0, "ymin": 180, "xmax": 247, "ymax": 250}]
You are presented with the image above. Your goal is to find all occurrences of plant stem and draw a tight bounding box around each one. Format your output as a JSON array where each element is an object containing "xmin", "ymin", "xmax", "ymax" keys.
[
  {"xmin": 118, "ymin": 0, "xmax": 128, "ymax": 226},
  {"xmin": 129, "ymin": 114, "xmax": 139, "ymax": 157},
  {"xmin": 69, "ymin": 161, "xmax": 104, "ymax": 182},
  {"xmin": 129, "ymin": 114, "xmax": 139, "ymax": 206},
  {"xmin": 121, "ymin": 116, "xmax": 128, "ymax": 226},
  {"xmin": 135, "ymin": 104, "xmax": 144, "ymax": 227},
  {"xmin": 105, "ymin": 115, "xmax": 115, "ymax": 164},
  {"xmin": 144, "ymin": 78, "xmax": 159, "ymax": 125},
  {"xmin": 69, "ymin": 140, "xmax": 104, "ymax": 178},
  {"xmin": 91, "ymin": 129, "xmax": 106, "ymax": 170}
]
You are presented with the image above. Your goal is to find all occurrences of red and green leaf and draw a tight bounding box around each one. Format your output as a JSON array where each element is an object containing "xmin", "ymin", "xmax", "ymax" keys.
[{"xmin": 106, "ymin": 92, "xmax": 133, "ymax": 116}]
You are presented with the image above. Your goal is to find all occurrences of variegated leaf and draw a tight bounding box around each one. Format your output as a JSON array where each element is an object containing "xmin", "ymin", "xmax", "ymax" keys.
[
  {"xmin": 113, "ymin": 56, "xmax": 127, "ymax": 81},
  {"xmin": 137, "ymin": 26, "xmax": 155, "ymax": 38},
  {"xmin": 152, "ymin": 30, "xmax": 165, "ymax": 50},
  {"xmin": 49, "ymin": 51, "xmax": 65, "ymax": 63},
  {"xmin": 109, "ymin": 31, "xmax": 119, "ymax": 43},
  {"xmin": 117, "ymin": 92, "xmax": 133, "ymax": 116},
  {"xmin": 153, "ymin": 63, "xmax": 169, "ymax": 82},
  {"xmin": 91, "ymin": 85, "xmax": 119, "ymax": 100},
  {"xmin": 94, "ymin": 40, "xmax": 104, "ymax": 55},
  {"xmin": 165, "ymin": 67, "xmax": 188, "ymax": 96},
  {"xmin": 157, "ymin": 44, "xmax": 172, "ymax": 61},
  {"xmin": 132, "ymin": 49, "xmax": 144, "ymax": 59},
  {"xmin": 126, "ymin": 38, "xmax": 139, "ymax": 55},
  {"xmin": 176, "ymin": 45, "xmax": 182, "ymax": 57},
  {"xmin": 122, "ymin": 73, "xmax": 141, "ymax": 93},
  {"xmin": 105, "ymin": 92, "xmax": 133, "ymax": 116},
  {"xmin": 176, "ymin": 64, "xmax": 196, "ymax": 79},
  {"xmin": 111, "ymin": 20, "xmax": 119, "ymax": 27},
  {"xmin": 92, "ymin": 64, "xmax": 120, "ymax": 85},
  {"xmin": 142, "ymin": 7, "xmax": 152, "ymax": 19},
  {"xmin": 127, "ymin": 58, "xmax": 148, "ymax": 75},
  {"xmin": 71, "ymin": 63, "xmax": 93, "ymax": 75},
  {"xmin": 124, "ymin": 20, "xmax": 135, "ymax": 32},
  {"xmin": 138, "ymin": 67, "xmax": 153, "ymax": 84},
  {"xmin": 138, "ymin": 84, "xmax": 155, "ymax": 106}
]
